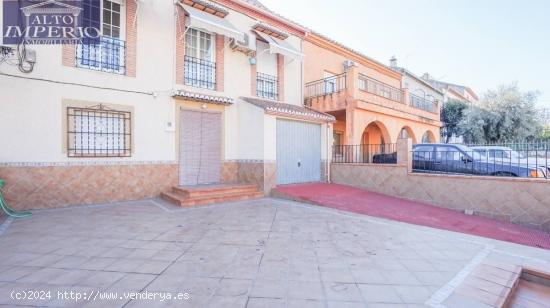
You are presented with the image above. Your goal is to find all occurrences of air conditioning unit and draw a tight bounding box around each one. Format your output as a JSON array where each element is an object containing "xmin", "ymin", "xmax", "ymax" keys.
[{"xmin": 230, "ymin": 33, "xmax": 256, "ymax": 56}]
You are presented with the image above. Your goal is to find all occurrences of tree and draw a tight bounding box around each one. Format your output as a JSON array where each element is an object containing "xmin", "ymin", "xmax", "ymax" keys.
[
  {"xmin": 459, "ymin": 83, "xmax": 542, "ymax": 143},
  {"xmin": 440, "ymin": 99, "xmax": 468, "ymax": 143}
]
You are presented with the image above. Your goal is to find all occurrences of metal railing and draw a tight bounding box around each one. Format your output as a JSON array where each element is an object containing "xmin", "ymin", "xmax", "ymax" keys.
[
  {"xmin": 410, "ymin": 93, "xmax": 437, "ymax": 113},
  {"xmin": 76, "ymin": 36, "xmax": 126, "ymax": 74},
  {"xmin": 184, "ymin": 55, "xmax": 216, "ymax": 90},
  {"xmin": 358, "ymin": 75, "xmax": 403, "ymax": 103},
  {"xmin": 256, "ymin": 72, "xmax": 278, "ymax": 100},
  {"xmin": 333, "ymin": 143, "xmax": 397, "ymax": 164},
  {"xmin": 305, "ymin": 73, "xmax": 347, "ymax": 98},
  {"xmin": 412, "ymin": 148, "xmax": 550, "ymax": 179}
]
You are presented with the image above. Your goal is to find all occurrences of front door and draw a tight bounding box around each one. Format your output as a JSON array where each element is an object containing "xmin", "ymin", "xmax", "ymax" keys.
[{"xmin": 179, "ymin": 109, "xmax": 221, "ymax": 185}]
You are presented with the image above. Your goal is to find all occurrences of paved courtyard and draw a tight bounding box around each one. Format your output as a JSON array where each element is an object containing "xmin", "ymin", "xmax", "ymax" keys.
[{"xmin": 0, "ymin": 198, "xmax": 549, "ymax": 307}]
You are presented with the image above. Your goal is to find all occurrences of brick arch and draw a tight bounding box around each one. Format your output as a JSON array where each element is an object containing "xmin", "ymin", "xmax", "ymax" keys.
[
  {"xmin": 398, "ymin": 126, "xmax": 417, "ymax": 144},
  {"xmin": 360, "ymin": 121, "xmax": 392, "ymax": 145}
]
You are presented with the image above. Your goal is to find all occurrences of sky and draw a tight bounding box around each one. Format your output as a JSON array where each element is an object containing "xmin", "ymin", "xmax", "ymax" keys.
[{"xmin": 261, "ymin": 0, "xmax": 550, "ymax": 108}]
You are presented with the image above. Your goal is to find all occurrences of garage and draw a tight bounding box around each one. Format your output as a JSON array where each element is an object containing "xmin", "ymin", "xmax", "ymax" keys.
[{"xmin": 276, "ymin": 119, "xmax": 322, "ymax": 184}]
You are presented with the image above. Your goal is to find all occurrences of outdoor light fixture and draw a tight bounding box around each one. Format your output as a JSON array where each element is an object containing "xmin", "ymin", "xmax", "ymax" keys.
[{"xmin": 249, "ymin": 57, "xmax": 257, "ymax": 65}]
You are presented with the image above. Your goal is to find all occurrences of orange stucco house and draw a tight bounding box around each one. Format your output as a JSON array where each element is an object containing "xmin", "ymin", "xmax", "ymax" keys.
[{"xmin": 303, "ymin": 32, "xmax": 441, "ymax": 152}]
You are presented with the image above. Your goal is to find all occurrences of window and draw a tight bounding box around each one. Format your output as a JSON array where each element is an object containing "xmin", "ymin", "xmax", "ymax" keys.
[
  {"xmin": 333, "ymin": 132, "xmax": 343, "ymax": 155},
  {"xmin": 256, "ymin": 72, "xmax": 278, "ymax": 100},
  {"xmin": 77, "ymin": 0, "xmax": 126, "ymax": 74},
  {"xmin": 413, "ymin": 145, "xmax": 433, "ymax": 160},
  {"xmin": 184, "ymin": 28, "xmax": 216, "ymax": 89},
  {"xmin": 67, "ymin": 105, "xmax": 131, "ymax": 157}
]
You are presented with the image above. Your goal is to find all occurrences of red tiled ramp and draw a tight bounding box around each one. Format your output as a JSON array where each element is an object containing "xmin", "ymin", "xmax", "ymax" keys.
[{"xmin": 273, "ymin": 183, "xmax": 550, "ymax": 250}]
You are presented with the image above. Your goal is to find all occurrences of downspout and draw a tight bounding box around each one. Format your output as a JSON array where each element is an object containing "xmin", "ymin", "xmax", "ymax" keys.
[{"xmin": 326, "ymin": 122, "xmax": 331, "ymax": 183}]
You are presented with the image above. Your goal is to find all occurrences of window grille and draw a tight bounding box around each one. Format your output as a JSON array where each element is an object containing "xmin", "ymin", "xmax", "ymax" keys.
[
  {"xmin": 256, "ymin": 72, "xmax": 278, "ymax": 100},
  {"xmin": 67, "ymin": 105, "xmax": 131, "ymax": 157}
]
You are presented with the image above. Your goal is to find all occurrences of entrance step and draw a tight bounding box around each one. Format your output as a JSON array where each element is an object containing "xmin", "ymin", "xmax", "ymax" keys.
[{"xmin": 160, "ymin": 183, "xmax": 263, "ymax": 207}]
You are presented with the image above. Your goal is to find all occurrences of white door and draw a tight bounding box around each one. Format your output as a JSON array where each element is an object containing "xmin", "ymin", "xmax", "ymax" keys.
[
  {"xmin": 179, "ymin": 109, "xmax": 221, "ymax": 185},
  {"xmin": 276, "ymin": 119, "xmax": 321, "ymax": 184}
]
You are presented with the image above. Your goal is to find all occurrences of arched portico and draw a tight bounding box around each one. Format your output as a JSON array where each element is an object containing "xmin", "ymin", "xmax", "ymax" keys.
[
  {"xmin": 398, "ymin": 126, "xmax": 417, "ymax": 144},
  {"xmin": 361, "ymin": 121, "xmax": 392, "ymax": 145},
  {"xmin": 421, "ymin": 130, "xmax": 436, "ymax": 143}
]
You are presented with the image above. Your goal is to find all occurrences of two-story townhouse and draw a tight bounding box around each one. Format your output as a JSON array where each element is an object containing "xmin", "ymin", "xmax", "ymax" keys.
[
  {"xmin": 304, "ymin": 32, "xmax": 441, "ymax": 159},
  {"xmin": 0, "ymin": 0, "xmax": 334, "ymax": 210},
  {"xmin": 389, "ymin": 57, "xmax": 444, "ymax": 143}
]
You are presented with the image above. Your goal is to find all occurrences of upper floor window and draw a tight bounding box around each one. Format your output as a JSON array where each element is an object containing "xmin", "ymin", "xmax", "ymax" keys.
[
  {"xmin": 76, "ymin": 0, "xmax": 126, "ymax": 74},
  {"xmin": 256, "ymin": 72, "xmax": 278, "ymax": 100},
  {"xmin": 184, "ymin": 28, "xmax": 216, "ymax": 90}
]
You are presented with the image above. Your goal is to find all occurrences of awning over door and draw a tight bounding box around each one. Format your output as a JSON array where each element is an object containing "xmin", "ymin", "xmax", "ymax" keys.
[
  {"xmin": 180, "ymin": 4, "xmax": 245, "ymax": 42},
  {"xmin": 254, "ymin": 31, "xmax": 304, "ymax": 61}
]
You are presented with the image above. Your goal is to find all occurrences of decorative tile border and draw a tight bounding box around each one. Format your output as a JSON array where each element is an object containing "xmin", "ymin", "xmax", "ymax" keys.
[{"xmin": 0, "ymin": 160, "xmax": 178, "ymax": 167}]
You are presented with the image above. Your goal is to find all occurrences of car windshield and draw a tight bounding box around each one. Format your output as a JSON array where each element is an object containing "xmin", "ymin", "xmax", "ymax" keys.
[
  {"xmin": 473, "ymin": 147, "xmax": 522, "ymax": 159},
  {"xmin": 453, "ymin": 144, "xmax": 487, "ymax": 160}
]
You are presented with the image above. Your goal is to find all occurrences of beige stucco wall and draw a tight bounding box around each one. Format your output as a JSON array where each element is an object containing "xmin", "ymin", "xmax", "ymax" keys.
[{"xmin": 330, "ymin": 139, "xmax": 550, "ymax": 230}]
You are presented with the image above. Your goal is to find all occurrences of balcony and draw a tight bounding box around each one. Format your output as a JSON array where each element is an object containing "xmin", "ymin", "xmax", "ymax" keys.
[
  {"xmin": 76, "ymin": 36, "xmax": 126, "ymax": 74},
  {"xmin": 256, "ymin": 72, "xmax": 278, "ymax": 100},
  {"xmin": 184, "ymin": 55, "xmax": 216, "ymax": 90},
  {"xmin": 304, "ymin": 68, "xmax": 440, "ymax": 122},
  {"xmin": 410, "ymin": 93, "xmax": 438, "ymax": 113}
]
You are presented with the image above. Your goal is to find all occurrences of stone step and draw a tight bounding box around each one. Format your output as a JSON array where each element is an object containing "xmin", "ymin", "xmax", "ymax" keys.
[
  {"xmin": 171, "ymin": 183, "xmax": 259, "ymax": 198},
  {"xmin": 161, "ymin": 190, "xmax": 264, "ymax": 207}
]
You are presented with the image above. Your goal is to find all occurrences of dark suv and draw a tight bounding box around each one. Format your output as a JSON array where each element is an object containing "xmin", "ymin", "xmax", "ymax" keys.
[{"xmin": 412, "ymin": 144, "xmax": 547, "ymax": 178}]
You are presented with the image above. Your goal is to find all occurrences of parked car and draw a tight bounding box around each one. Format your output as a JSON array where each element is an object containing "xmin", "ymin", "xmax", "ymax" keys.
[
  {"xmin": 412, "ymin": 143, "xmax": 547, "ymax": 178},
  {"xmin": 372, "ymin": 152, "xmax": 397, "ymax": 164},
  {"xmin": 471, "ymin": 146, "xmax": 550, "ymax": 173}
]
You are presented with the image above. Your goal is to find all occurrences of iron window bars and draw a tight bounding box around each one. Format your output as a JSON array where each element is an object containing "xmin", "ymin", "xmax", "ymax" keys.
[
  {"xmin": 184, "ymin": 55, "xmax": 216, "ymax": 90},
  {"xmin": 67, "ymin": 105, "xmax": 131, "ymax": 157},
  {"xmin": 256, "ymin": 72, "xmax": 278, "ymax": 100},
  {"xmin": 76, "ymin": 36, "xmax": 126, "ymax": 74}
]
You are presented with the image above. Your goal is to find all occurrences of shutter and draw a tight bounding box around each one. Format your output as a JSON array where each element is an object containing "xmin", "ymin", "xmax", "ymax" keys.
[{"xmin": 179, "ymin": 109, "xmax": 221, "ymax": 186}]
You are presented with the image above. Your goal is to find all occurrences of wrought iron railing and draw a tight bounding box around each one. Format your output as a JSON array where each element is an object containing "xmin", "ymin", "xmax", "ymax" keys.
[
  {"xmin": 410, "ymin": 94, "xmax": 437, "ymax": 113},
  {"xmin": 412, "ymin": 147, "xmax": 550, "ymax": 179},
  {"xmin": 256, "ymin": 72, "xmax": 278, "ymax": 100},
  {"xmin": 184, "ymin": 55, "xmax": 216, "ymax": 90},
  {"xmin": 358, "ymin": 75, "xmax": 403, "ymax": 103},
  {"xmin": 305, "ymin": 73, "xmax": 347, "ymax": 98},
  {"xmin": 333, "ymin": 143, "xmax": 397, "ymax": 164},
  {"xmin": 76, "ymin": 36, "xmax": 126, "ymax": 74}
]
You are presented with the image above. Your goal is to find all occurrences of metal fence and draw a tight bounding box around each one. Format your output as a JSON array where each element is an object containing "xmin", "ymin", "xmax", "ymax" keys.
[
  {"xmin": 412, "ymin": 146, "xmax": 550, "ymax": 179},
  {"xmin": 333, "ymin": 144, "xmax": 397, "ymax": 164},
  {"xmin": 305, "ymin": 73, "xmax": 346, "ymax": 98}
]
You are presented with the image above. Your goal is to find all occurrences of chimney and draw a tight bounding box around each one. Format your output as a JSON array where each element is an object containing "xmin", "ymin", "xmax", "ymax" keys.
[
  {"xmin": 422, "ymin": 73, "xmax": 431, "ymax": 80},
  {"xmin": 390, "ymin": 56, "xmax": 397, "ymax": 68}
]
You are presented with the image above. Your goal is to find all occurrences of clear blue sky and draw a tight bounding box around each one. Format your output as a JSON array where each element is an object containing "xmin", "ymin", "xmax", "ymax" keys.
[{"xmin": 261, "ymin": 0, "xmax": 550, "ymax": 108}]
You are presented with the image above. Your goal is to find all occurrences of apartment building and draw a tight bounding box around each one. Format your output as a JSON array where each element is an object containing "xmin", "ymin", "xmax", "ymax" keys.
[
  {"xmin": 304, "ymin": 32, "xmax": 442, "ymax": 152},
  {"xmin": 0, "ymin": 0, "xmax": 334, "ymax": 209},
  {"xmin": 421, "ymin": 73, "xmax": 479, "ymax": 105}
]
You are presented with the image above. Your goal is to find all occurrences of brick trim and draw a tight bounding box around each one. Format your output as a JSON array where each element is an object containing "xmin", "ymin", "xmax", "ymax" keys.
[
  {"xmin": 125, "ymin": 0, "xmax": 138, "ymax": 77},
  {"xmin": 175, "ymin": 6, "xmax": 186, "ymax": 85},
  {"xmin": 215, "ymin": 34, "xmax": 225, "ymax": 91},
  {"xmin": 61, "ymin": 44, "xmax": 75, "ymax": 67},
  {"xmin": 277, "ymin": 54, "xmax": 284, "ymax": 101}
]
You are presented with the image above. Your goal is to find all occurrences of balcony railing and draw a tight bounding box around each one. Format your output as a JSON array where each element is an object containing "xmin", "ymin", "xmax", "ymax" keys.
[
  {"xmin": 256, "ymin": 72, "xmax": 278, "ymax": 100},
  {"xmin": 410, "ymin": 94, "xmax": 438, "ymax": 113},
  {"xmin": 305, "ymin": 73, "xmax": 346, "ymax": 98},
  {"xmin": 76, "ymin": 36, "xmax": 126, "ymax": 74},
  {"xmin": 184, "ymin": 55, "xmax": 216, "ymax": 90},
  {"xmin": 358, "ymin": 75, "xmax": 403, "ymax": 103}
]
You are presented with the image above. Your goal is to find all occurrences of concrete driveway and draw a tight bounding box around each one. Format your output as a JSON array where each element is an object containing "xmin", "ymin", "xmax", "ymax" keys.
[{"xmin": 0, "ymin": 198, "xmax": 549, "ymax": 307}]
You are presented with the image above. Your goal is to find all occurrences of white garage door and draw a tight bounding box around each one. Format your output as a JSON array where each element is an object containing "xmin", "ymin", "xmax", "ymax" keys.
[{"xmin": 276, "ymin": 119, "xmax": 321, "ymax": 184}]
